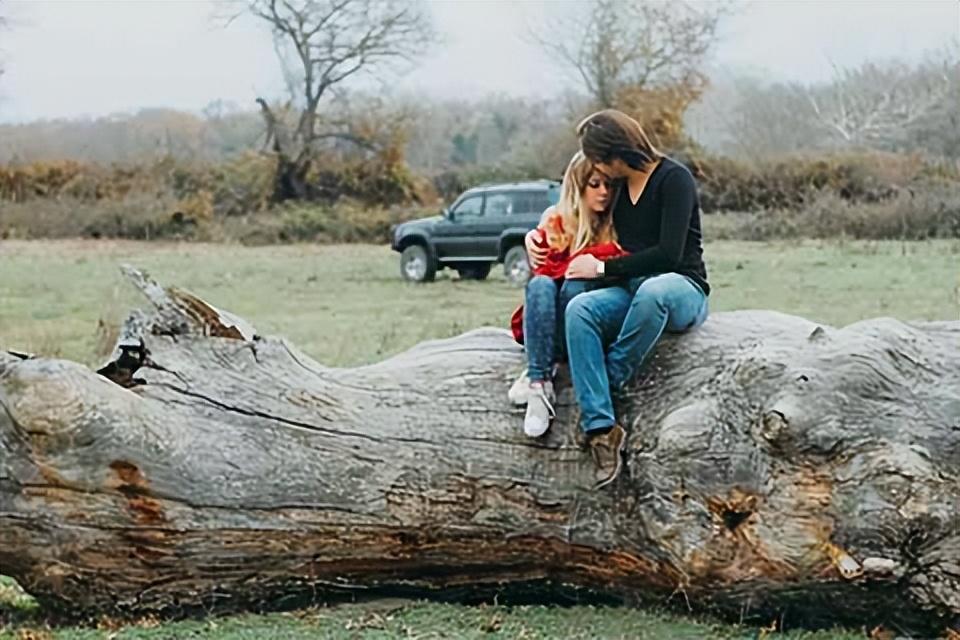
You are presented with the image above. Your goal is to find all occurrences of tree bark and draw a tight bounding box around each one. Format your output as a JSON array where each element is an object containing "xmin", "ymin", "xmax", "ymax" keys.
[
  {"xmin": 1, "ymin": 268, "xmax": 957, "ymax": 633},
  {"xmin": 257, "ymin": 97, "xmax": 310, "ymax": 202}
]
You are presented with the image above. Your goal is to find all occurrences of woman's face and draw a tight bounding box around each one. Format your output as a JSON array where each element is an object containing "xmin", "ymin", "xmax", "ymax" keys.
[{"xmin": 582, "ymin": 171, "xmax": 612, "ymax": 213}]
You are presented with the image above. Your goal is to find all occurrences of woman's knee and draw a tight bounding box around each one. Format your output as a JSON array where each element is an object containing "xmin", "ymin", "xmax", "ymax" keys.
[{"xmin": 526, "ymin": 275, "xmax": 556, "ymax": 295}]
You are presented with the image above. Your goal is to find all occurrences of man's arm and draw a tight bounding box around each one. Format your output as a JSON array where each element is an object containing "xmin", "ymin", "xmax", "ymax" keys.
[
  {"xmin": 525, "ymin": 205, "xmax": 557, "ymax": 268},
  {"xmin": 603, "ymin": 168, "xmax": 696, "ymax": 278},
  {"xmin": 538, "ymin": 205, "xmax": 555, "ymax": 227}
]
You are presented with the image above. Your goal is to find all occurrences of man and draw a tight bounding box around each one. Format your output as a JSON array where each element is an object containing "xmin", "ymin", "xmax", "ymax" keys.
[{"xmin": 563, "ymin": 109, "xmax": 711, "ymax": 489}]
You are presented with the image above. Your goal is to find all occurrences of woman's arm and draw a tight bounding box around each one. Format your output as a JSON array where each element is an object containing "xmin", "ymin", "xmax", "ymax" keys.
[{"xmin": 602, "ymin": 168, "xmax": 696, "ymax": 278}]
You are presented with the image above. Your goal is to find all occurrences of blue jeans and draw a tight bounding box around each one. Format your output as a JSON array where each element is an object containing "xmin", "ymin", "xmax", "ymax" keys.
[
  {"xmin": 523, "ymin": 276, "xmax": 592, "ymax": 382},
  {"xmin": 565, "ymin": 272, "xmax": 709, "ymax": 433}
]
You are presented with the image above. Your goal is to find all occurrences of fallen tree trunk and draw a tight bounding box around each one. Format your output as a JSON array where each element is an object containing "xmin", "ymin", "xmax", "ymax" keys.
[{"xmin": 1, "ymin": 268, "xmax": 957, "ymax": 633}]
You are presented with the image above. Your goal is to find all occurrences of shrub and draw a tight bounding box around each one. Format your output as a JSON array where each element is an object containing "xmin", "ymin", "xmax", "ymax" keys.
[
  {"xmin": 694, "ymin": 151, "xmax": 950, "ymax": 213},
  {"xmin": 705, "ymin": 179, "xmax": 960, "ymax": 241},
  {"xmin": 0, "ymin": 194, "xmax": 198, "ymax": 241},
  {"xmin": 2, "ymin": 151, "xmax": 957, "ymax": 243},
  {"xmin": 431, "ymin": 165, "xmax": 549, "ymax": 202},
  {"xmin": 217, "ymin": 200, "xmax": 437, "ymax": 245}
]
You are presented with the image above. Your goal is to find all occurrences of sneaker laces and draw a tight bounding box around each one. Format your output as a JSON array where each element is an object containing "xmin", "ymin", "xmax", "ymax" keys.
[{"xmin": 531, "ymin": 383, "xmax": 556, "ymax": 419}]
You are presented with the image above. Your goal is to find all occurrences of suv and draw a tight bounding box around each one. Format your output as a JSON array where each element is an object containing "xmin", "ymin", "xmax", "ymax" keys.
[{"xmin": 391, "ymin": 180, "xmax": 560, "ymax": 285}]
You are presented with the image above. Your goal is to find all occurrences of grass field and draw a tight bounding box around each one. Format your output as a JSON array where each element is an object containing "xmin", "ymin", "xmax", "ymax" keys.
[
  {"xmin": 0, "ymin": 587, "xmax": 866, "ymax": 640},
  {"xmin": 0, "ymin": 238, "xmax": 958, "ymax": 639},
  {"xmin": 1, "ymin": 239, "xmax": 957, "ymax": 368}
]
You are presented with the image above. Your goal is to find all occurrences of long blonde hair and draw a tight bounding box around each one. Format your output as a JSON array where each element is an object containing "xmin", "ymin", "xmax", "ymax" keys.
[{"xmin": 556, "ymin": 151, "xmax": 616, "ymax": 254}]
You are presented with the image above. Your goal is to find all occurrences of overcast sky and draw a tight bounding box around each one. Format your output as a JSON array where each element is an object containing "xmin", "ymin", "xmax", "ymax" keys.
[{"xmin": 0, "ymin": 0, "xmax": 957, "ymax": 123}]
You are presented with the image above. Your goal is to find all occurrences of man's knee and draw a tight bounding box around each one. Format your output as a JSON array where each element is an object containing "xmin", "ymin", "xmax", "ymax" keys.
[
  {"xmin": 565, "ymin": 294, "xmax": 595, "ymax": 327},
  {"xmin": 631, "ymin": 280, "xmax": 670, "ymax": 313},
  {"xmin": 634, "ymin": 274, "xmax": 690, "ymax": 307}
]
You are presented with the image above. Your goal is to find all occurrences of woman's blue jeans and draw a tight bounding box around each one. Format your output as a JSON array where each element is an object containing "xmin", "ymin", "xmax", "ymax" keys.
[{"xmin": 523, "ymin": 275, "xmax": 591, "ymax": 382}]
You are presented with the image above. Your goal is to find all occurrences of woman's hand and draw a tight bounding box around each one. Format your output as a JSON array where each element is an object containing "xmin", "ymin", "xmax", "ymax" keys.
[
  {"xmin": 565, "ymin": 254, "xmax": 601, "ymax": 279},
  {"xmin": 525, "ymin": 229, "xmax": 548, "ymax": 268}
]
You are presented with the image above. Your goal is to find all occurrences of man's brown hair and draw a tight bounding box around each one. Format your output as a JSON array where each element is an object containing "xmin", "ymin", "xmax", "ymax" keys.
[{"xmin": 577, "ymin": 109, "xmax": 663, "ymax": 170}]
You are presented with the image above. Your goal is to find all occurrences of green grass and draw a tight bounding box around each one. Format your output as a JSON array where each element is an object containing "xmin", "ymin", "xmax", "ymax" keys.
[
  {"xmin": 1, "ymin": 239, "xmax": 957, "ymax": 368},
  {"xmin": 0, "ymin": 238, "xmax": 957, "ymax": 638},
  {"xmin": 0, "ymin": 589, "xmax": 863, "ymax": 639}
]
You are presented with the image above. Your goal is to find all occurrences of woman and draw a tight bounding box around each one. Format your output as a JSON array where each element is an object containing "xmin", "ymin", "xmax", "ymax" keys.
[
  {"xmin": 563, "ymin": 109, "xmax": 710, "ymax": 488},
  {"xmin": 508, "ymin": 151, "xmax": 626, "ymax": 438}
]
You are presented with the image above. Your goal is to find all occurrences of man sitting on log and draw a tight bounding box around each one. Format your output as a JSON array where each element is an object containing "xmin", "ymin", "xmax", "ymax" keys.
[{"xmin": 562, "ymin": 109, "xmax": 711, "ymax": 489}]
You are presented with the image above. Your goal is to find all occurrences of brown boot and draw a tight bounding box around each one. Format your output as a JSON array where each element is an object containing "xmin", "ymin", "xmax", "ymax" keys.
[{"xmin": 587, "ymin": 424, "xmax": 626, "ymax": 489}]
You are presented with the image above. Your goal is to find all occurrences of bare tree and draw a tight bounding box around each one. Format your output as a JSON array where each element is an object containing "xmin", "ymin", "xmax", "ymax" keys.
[
  {"xmin": 688, "ymin": 76, "xmax": 828, "ymax": 161},
  {"xmin": 691, "ymin": 48, "xmax": 960, "ymax": 162},
  {"xmin": 240, "ymin": 0, "xmax": 435, "ymax": 201},
  {"xmin": 535, "ymin": 0, "xmax": 732, "ymax": 109},
  {"xmin": 806, "ymin": 54, "xmax": 959, "ymax": 151}
]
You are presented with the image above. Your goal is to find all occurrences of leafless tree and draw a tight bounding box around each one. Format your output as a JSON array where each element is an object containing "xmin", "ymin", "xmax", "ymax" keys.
[
  {"xmin": 237, "ymin": 0, "xmax": 436, "ymax": 200},
  {"xmin": 687, "ymin": 76, "xmax": 828, "ymax": 161},
  {"xmin": 691, "ymin": 47, "xmax": 960, "ymax": 162},
  {"xmin": 535, "ymin": 0, "xmax": 733, "ymax": 109},
  {"xmin": 806, "ymin": 54, "xmax": 959, "ymax": 151}
]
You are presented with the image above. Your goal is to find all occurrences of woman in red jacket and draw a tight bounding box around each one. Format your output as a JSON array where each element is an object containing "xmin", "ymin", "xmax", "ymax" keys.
[{"xmin": 508, "ymin": 151, "xmax": 627, "ymax": 437}]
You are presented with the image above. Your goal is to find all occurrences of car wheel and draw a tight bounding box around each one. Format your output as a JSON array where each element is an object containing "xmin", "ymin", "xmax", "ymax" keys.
[
  {"xmin": 400, "ymin": 244, "xmax": 436, "ymax": 282},
  {"xmin": 456, "ymin": 263, "xmax": 491, "ymax": 280},
  {"xmin": 503, "ymin": 245, "xmax": 530, "ymax": 287}
]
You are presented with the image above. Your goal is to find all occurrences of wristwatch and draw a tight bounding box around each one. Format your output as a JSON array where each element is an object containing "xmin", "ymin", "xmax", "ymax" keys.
[{"xmin": 596, "ymin": 261, "xmax": 605, "ymax": 277}]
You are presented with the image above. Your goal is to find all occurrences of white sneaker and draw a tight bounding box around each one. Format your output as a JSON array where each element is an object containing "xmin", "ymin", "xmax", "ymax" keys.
[
  {"xmin": 508, "ymin": 371, "xmax": 531, "ymax": 405},
  {"xmin": 524, "ymin": 381, "xmax": 555, "ymax": 438}
]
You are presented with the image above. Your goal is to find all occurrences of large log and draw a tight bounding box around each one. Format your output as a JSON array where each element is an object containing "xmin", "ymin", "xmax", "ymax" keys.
[{"xmin": 0, "ymin": 268, "xmax": 957, "ymax": 633}]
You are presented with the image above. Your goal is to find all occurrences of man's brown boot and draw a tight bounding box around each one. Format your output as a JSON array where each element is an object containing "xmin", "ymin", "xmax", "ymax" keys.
[{"xmin": 587, "ymin": 424, "xmax": 626, "ymax": 489}]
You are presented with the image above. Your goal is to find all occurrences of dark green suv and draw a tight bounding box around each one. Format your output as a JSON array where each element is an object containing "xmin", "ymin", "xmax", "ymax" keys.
[{"xmin": 390, "ymin": 180, "xmax": 560, "ymax": 286}]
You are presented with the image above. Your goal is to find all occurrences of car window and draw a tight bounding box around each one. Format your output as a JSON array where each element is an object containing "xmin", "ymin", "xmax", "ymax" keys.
[
  {"xmin": 452, "ymin": 195, "xmax": 483, "ymax": 218},
  {"xmin": 531, "ymin": 191, "xmax": 559, "ymax": 213},
  {"xmin": 487, "ymin": 191, "xmax": 548, "ymax": 216},
  {"xmin": 528, "ymin": 192, "xmax": 553, "ymax": 214},
  {"xmin": 508, "ymin": 192, "xmax": 532, "ymax": 214},
  {"xmin": 485, "ymin": 193, "xmax": 514, "ymax": 216}
]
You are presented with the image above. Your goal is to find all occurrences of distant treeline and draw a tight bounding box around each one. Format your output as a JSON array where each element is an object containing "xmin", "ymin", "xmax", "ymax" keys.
[
  {"xmin": 1, "ymin": 55, "xmax": 957, "ymax": 243},
  {"xmin": 2, "ymin": 56, "xmax": 958, "ymax": 170}
]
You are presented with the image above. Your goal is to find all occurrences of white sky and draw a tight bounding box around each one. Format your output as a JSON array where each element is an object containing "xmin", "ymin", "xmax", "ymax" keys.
[{"xmin": 0, "ymin": 0, "xmax": 957, "ymax": 123}]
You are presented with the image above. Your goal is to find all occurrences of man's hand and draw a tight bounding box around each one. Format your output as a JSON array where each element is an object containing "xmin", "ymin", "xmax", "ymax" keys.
[
  {"xmin": 525, "ymin": 229, "xmax": 548, "ymax": 269},
  {"xmin": 565, "ymin": 254, "xmax": 601, "ymax": 279}
]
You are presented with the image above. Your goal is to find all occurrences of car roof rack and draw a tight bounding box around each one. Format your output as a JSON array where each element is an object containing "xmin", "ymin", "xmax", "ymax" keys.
[{"xmin": 469, "ymin": 179, "xmax": 560, "ymax": 191}]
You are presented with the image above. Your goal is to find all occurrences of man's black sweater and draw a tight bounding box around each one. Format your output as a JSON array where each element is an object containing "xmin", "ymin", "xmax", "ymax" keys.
[{"xmin": 603, "ymin": 157, "xmax": 710, "ymax": 296}]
